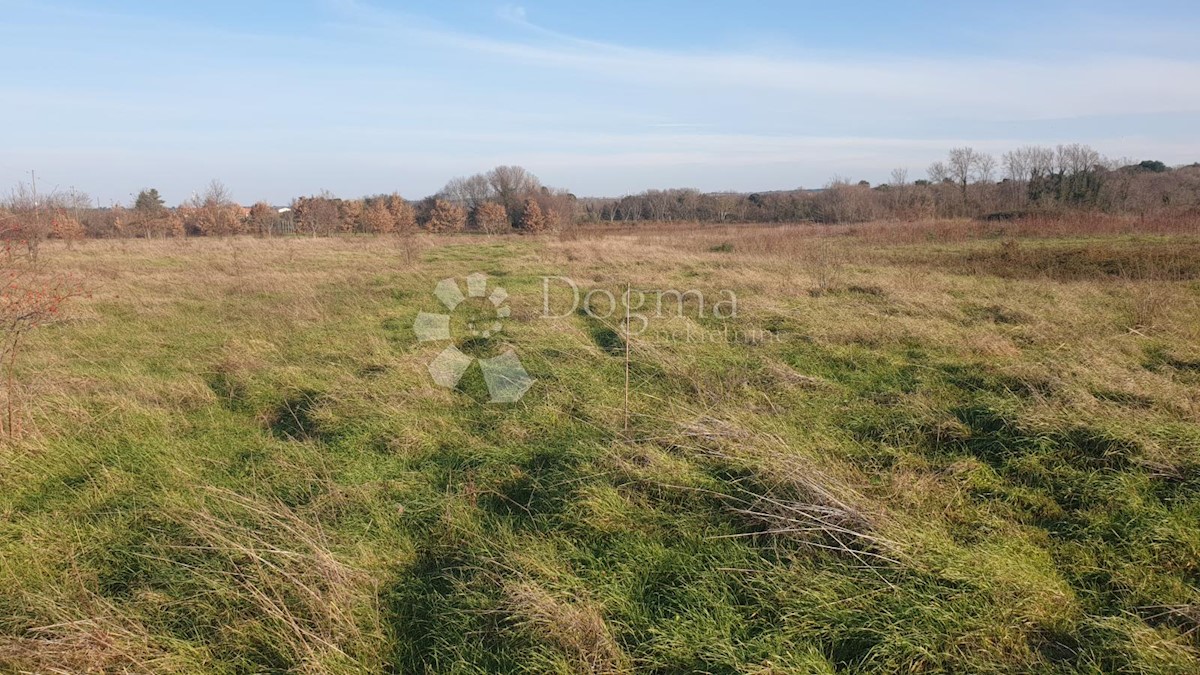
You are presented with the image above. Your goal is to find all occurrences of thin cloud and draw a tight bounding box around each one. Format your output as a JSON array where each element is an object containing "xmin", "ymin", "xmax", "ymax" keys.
[
  {"xmin": 3, "ymin": 0, "xmax": 1197, "ymax": 202},
  {"xmin": 331, "ymin": 1, "xmax": 1200, "ymax": 119}
]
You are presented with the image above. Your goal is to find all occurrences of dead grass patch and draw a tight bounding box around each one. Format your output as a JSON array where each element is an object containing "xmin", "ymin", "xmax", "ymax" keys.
[
  {"xmin": 505, "ymin": 580, "xmax": 628, "ymax": 674},
  {"xmin": 162, "ymin": 486, "xmax": 385, "ymax": 672}
]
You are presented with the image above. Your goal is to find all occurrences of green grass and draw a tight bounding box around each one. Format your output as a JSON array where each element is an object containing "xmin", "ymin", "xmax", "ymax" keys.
[{"xmin": 1, "ymin": 232, "xmax": 1199, "ymax": 673}]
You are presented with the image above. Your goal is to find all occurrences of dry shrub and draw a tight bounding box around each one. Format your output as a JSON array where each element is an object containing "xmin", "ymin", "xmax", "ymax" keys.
[
  {"xmin": 360, "ymin": 200, "xmax": 394, "ymax": 235},
  {"xmin": 165, "ymin": 486, "xmax": 384, "ymax": 672},
  {"xmin": 505, "ymin": 580, "xmax": 627, "ymax": 674},
  {"xmin": 424, "ymin": 200, "xmax": 466, "ymax": 234},
  {"xmin": 1, "ymin": 267, "xmax": 84, "ymax": 440},
  {"xmin": 474, "ymin": 202, "xmax": 510, "ymax": 234},
  {"xmin": 51, "ymin": 213, "xmax": 87, "ymax": 248},
  {"xmin": 519, "ymin": 198, "xmax": 549, "ymax": 233}
]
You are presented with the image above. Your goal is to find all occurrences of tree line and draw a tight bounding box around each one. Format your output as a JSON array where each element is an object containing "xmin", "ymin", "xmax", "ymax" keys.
[
  {"xmin": 0, "ymin": 165, "xmax": 579, "ymax": 246},
  {"xmin": 581, "ymin": 145, "xmax": 1200, "ymax": 224},
  {"xmin": 3, "ymin": 148, "xmax": 1199, "ymax": 247}
]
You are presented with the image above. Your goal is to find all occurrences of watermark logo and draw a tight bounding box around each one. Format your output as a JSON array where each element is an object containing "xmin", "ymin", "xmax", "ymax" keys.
[
  {"xmin": 540, "ymin": 277, "xmax": 738, "ymax": 335},
  {"xmin": 413, "ymin": 272, "xmax": 534, "ymax": 403}
]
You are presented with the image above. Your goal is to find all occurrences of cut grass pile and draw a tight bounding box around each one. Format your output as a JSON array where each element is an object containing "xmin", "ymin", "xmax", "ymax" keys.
[{"xmin": 2, "ymin": 226, "xmax": 1199, "ymax": 672}]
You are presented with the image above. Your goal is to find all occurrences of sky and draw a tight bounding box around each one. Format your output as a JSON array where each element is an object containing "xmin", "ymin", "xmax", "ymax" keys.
[{"xmin": 2, "ymin": 0, "xmax": 1199, "ymax": 205}]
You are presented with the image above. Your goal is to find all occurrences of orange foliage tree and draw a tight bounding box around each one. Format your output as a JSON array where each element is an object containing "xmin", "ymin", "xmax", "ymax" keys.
[
  {"xmin": 362, "ymin": 200, "xmax": 394, "ymax": 234},
  {"xmin": 517, "ymin": 198, "xmax": 548, "ymax": 233},
  {"xmin": 474, "ymin": 202, "xmax": 509, "ymax": 234},
  {"xmin": 387, "ymin": 195, "xmax": 416, "ymax": 235},
  {"xmin": 246, "ymin": 202, "xmax": 279, "ymax": 237},
  {"xmin": 50, "ymin": 211, "xmax": 86, "ymax": 249},
  {"xmin": 425, "ymin": 199, "xmax": 466, "ymax": 234}
]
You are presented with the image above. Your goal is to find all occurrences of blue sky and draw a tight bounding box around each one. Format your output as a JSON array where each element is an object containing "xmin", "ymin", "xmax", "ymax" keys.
[{"xmin": 2, "ymin": 0, "xmax": 1198, "ymax": 204}]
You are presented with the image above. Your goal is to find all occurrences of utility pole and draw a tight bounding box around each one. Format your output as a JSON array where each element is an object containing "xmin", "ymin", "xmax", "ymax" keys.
[
  {"xmin": 30, "ymin": 170, "xmax": 40, "ymax": 262},
  {"xmin": 70, "ymin": 185, "xmax": 80, "ymax": 222}
]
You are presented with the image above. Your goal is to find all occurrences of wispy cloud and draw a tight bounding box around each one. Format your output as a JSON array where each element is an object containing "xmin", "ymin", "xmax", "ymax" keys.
[
  {"xmin": 2, "ymin": 0, "xmax": 1197, "ymax": 202},
  {"xmin": 330, "ymin": 0, "xmax": 1200, "ymax": 120}
]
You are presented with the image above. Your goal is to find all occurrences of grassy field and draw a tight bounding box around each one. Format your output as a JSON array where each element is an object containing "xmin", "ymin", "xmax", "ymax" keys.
[{"xmin": 2, "ymin": 223, "xmax": 1200, "ymax": 673}]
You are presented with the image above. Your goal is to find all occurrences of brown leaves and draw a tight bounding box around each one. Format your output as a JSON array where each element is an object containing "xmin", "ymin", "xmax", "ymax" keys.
[
  {"xmin": 425, "ymin": 199, "xmax": 466, "ymax": 234},
  {"xmin": 518, "ymin": 198, "xmax": 548, "ymax": 233},
  {"xmin": 474, "ymin": 202, "xmax": 509, "ymax": 234}
]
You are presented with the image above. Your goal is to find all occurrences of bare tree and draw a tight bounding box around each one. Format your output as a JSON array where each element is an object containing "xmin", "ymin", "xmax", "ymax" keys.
[
  {"xmin": 3, "ymin": 182, "xmax": 52, "ymax": 261},
  {"xmin": 946, "ymin": 147, "xmax": 994, "ymax": 189},
  {"xmin": 487, "ymin": 166, "xmax": 541, "ymax": 224},
  {"xmin": 934, "ymin": 147, "xmax": 997, "ymax": 211},
  {"xmin": 1055, "ymin": 143, "xmax": 1102, "ymax": 178},
  {"xmin": 974, "ymin": 153, "xmax": 997, "ymax": 183},
  {"xmin": 927, "ymin": 161, "xmax": 949, "ymax": 184},
  {"xmin": 441, "ymin": 174, "xmax": 493, "ymax": 211},
  {"xmin": 712, "ymin": 193, "xmax": 739, "ymax": 222}
]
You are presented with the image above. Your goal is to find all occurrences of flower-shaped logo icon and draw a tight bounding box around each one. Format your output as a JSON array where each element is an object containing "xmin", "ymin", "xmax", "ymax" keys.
[{"xmin": 412, "ymin": 272, "xmax": 534, "ymax": 403}]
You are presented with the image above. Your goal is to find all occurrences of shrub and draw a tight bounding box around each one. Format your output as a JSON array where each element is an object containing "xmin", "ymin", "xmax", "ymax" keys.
[
  {"xmin": 246, "ymin": 202, "xmax": 280, "ymax": 237},
  {"xmin": 425, "ymin": 199, "xmax": 466, "ymax": 234},
  {"xmin": 1, "ymin": 267, "xmax": 82, "ymax": 439},
  {"xmin": 362, "ymin": 200, "xmax": 395, "ymax": 235},
  {"xmin": 518, "ymin": 198, "xmax": 548, "ymax": 233},
  {"xmin": 50, "ymin": 213, "xmax": 86, "ymax": 246},
  {"xmin": 474, "ymin": 202, "xmax": 509, "ymax": 234},
  {"xmin": 386, "ymin": 195, "xmax": 416, "ymax": 235}
]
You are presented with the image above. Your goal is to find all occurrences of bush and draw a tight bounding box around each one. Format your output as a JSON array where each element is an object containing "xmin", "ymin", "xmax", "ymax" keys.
[
  {"xmin": 425, "ymin": 200, "xmax": 466, "ymax": 234},
  {"xmin": 518, "ymin": 198, "xmax": 548, "ymax": 233},
  {"xmin": 474, "ymin": 202, "xmax": 509, "ymax": 234}
]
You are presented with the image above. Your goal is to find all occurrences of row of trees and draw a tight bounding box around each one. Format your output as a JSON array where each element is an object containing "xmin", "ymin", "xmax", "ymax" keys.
[
  {"xmin": 437, "ymin": 165, "xmax": 576, "ymax": 232},
  {"xmin": 0, "ymin": 165, "xmax": 580, "ymax": 243},
  {"xmin": 4, "ymin": 150, "xmax": 1199, "ymax": 242},
  {"xmin": 581, "ymin": 145, "xmax": 1200, "ymax": 224}
]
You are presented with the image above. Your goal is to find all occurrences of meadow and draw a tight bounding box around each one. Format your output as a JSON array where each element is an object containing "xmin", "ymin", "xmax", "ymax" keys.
[{"xmin": 2, "ymin": 220, "xmax": 1200, "ymax": 673}]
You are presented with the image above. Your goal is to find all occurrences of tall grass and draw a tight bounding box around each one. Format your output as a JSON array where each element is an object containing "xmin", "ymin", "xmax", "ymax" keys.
[{"xmin": 1, "ymin": 226, "xmax": 1198, "ymax": 671}]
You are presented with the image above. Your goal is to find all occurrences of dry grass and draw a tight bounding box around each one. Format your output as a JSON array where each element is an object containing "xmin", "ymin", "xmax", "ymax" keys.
[
  {"xmin": 565, "ymin": 211, "xmax": 1200, "ymax": 248},
  {"xmin": 505, "ymin": 580, "xmax": 628, "ymax": 674},
  {"xmin": 161, "ymin": 486, "xmax": 386, "ymax": 672},
  {"xmin": 3, "ymin": 225, "xmax": 1200, "ymax": 671},
  {"xmin": 666, "ymin": 415, "xmax": 901, "ymax": 564},
  {"xmin": 0, "ymin": 594, "xmax": 184, "ymax": 674}
]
